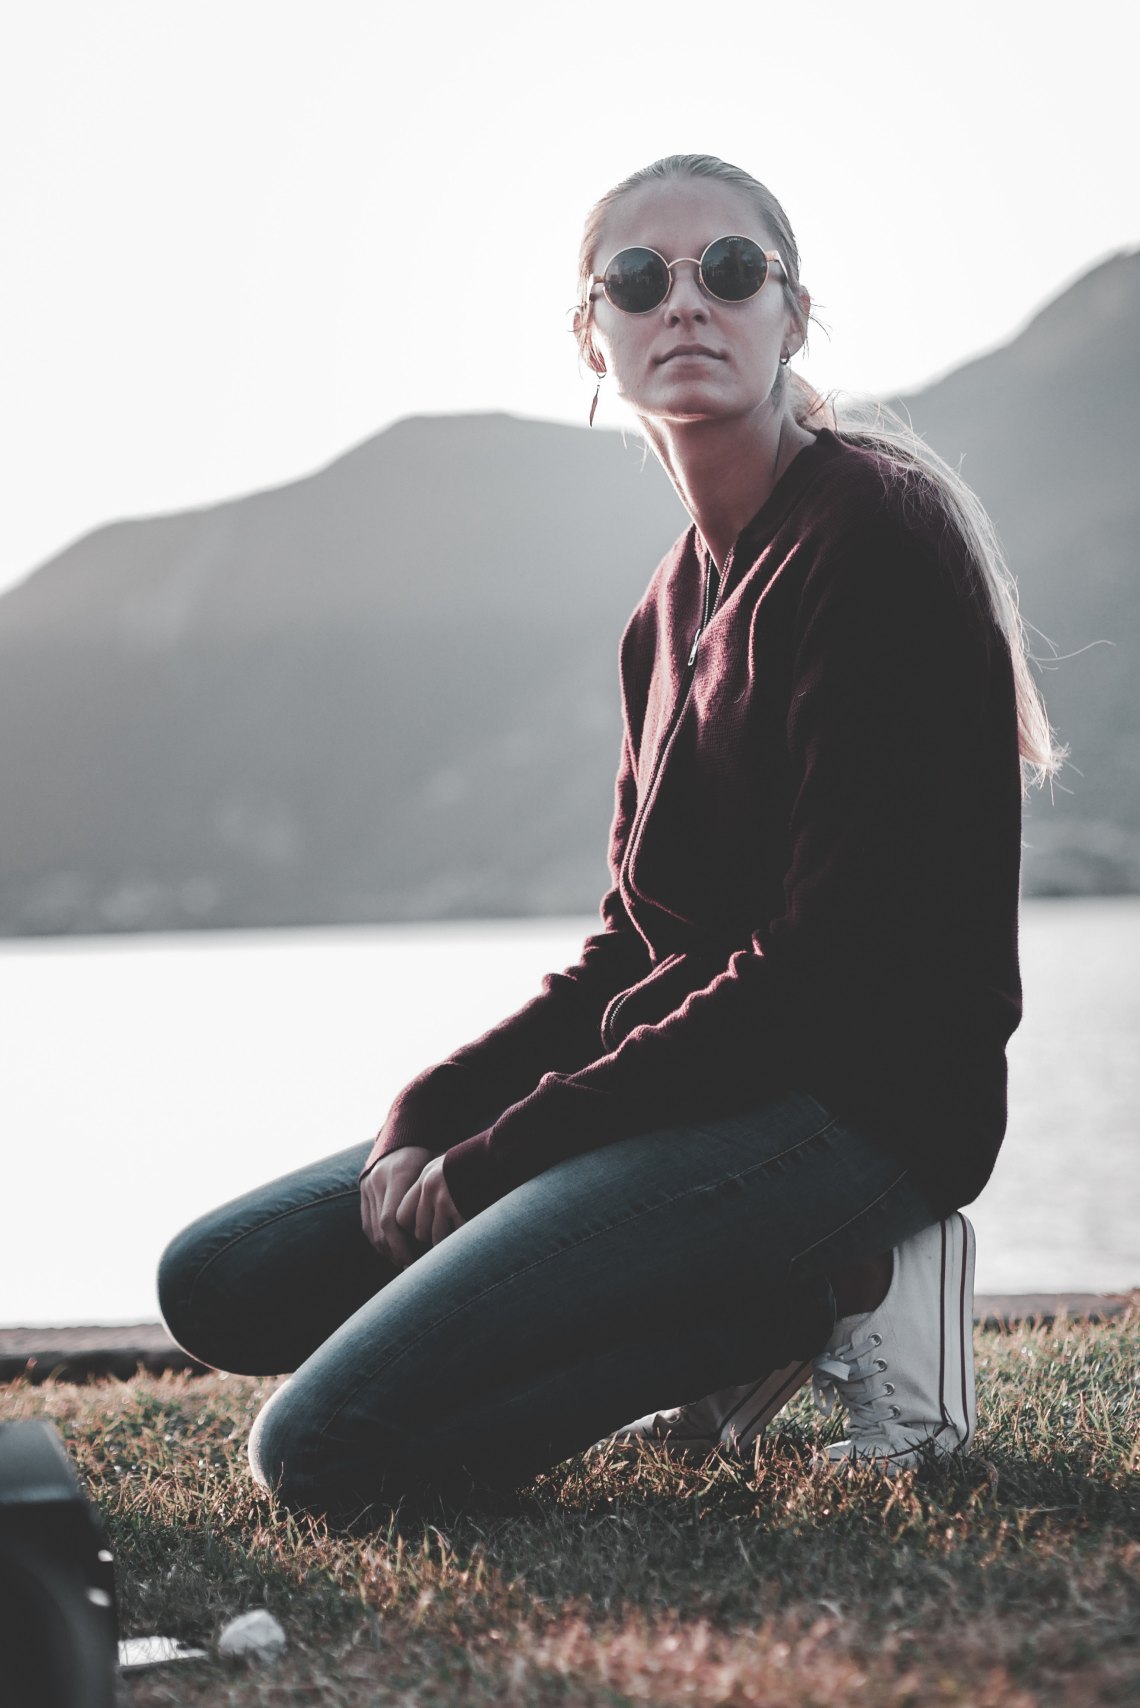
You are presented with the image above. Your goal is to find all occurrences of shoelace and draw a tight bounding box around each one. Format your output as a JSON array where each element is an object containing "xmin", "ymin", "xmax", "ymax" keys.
[{"xmin": 812, "ymin": 1328, "xmax": 902, "ymax": 1434}]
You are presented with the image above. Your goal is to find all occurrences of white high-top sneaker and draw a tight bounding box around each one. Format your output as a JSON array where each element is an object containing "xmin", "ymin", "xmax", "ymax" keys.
[
  {"xmin": 813, "ymin": 1211, "xmax": 977, "ymax": 1471},
  {"xmin": 605, "ymin": 1358, "xmax": 816, "ymax": 1461},
  {"xmin": 603, "ymin": 1213, "xmax": 976, "ymax": 1469}
]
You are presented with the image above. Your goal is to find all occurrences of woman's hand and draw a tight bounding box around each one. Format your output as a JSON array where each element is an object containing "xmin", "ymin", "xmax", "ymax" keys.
[
  {"xmin": 360, "ymin": 1146, "xmax": 434, "ymax": 1268},
  {"xmin": 396, "ymin": 1155, "xmax": 466, "ymax": 1253}
]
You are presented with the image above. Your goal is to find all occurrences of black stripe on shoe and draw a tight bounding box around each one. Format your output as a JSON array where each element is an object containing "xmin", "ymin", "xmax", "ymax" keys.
[
  {"xmin": 956, "ymin": 1211, "xmax": 970, "ymax": 1441},
  {"xmin": 938, "ymin": 1218, "xmax": 951, "ymax": 1434},
  {"xmin": 728, "ymin": 1359, "xmax": 814, "ymax": 1442}
]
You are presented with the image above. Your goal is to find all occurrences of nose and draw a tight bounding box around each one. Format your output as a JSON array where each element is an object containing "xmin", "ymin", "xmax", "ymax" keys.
[{"xmin": 664, "ymin": 258, "xmax": 709, "ymax": 324}]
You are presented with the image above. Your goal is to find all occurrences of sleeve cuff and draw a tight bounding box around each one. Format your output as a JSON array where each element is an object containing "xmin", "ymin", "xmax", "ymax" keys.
[{"xmin": 441, "ymin": 1130, "xmax": 507, "ymax": 1221}]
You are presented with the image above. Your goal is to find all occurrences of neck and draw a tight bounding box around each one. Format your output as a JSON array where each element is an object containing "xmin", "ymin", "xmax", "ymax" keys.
[{"xmin": 638, "ymin": 403, "xmax": 817, "ymax": 572}]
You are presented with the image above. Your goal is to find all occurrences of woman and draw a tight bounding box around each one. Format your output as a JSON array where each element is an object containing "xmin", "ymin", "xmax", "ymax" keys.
[{"xmin": 159, "ymin": 155, "xmax": 1058, "ymax": 1524}]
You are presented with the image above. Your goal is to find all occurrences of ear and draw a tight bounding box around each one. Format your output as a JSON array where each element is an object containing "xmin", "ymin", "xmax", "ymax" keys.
[
  {"xmin": 574, "ymin": 304, "xmax": 607, "ymax": 376},
  {"xmin": 783, "ymin": 285, "xmax": 811, "ymax": 361}
]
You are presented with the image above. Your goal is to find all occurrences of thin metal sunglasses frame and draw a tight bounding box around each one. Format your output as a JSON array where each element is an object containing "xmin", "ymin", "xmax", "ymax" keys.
[{"xmin": 586, "ymin": 236, "xmax": 785, "ymax": 315}]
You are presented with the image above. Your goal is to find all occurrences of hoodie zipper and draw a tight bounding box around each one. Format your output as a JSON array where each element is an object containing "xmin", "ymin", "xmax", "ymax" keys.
[
  {"xmin": 603, "ymin": 549, "xmax": 722, "ymax": 1050},
  {"xmin": 687, "ymin": 552, "xmax": 717, "ymax": 665}
]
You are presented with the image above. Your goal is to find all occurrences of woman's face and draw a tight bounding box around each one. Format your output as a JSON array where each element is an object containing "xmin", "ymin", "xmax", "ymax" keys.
[{"xmin": 586, "ymin": 177, "xmax": 807, "ymax": 427}]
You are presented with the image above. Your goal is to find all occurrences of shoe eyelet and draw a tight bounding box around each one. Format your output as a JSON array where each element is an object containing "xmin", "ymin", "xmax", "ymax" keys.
[
  {"xmin": 883, "ymin": 1383, "xmax": 895, "ymax": 1395},
  {"xmin": 874, "ymin": 1359, "xmax": 887, "ymax": 1372},
  {"xmin": 870, "ymin": 1334, "xmax": 882, "ymax": 1347},
  {"xmin": 890, "ymin": 1406, "xmax": 901, "ymax": 1418}
]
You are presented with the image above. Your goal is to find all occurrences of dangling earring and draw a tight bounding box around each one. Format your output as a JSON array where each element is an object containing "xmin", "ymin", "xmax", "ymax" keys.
[
  {"xmin": 589, "ymin": 366, "xmax": 606, "ymax": 427},
  {"xmin": 779, "ymin": 351, "xmax": 791, "ymax": 366}
]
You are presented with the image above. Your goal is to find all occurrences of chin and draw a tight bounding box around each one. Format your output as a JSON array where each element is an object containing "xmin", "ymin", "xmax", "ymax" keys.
[
  {"xmin": 652, "ymin": 396, "xmax": 744, "ymax": 426},
  {"xmin": 641, "ymin": 380, "xmax": 736, "ymax": 417}
]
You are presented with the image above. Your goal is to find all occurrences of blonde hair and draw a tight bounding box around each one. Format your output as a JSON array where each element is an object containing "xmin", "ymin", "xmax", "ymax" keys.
[{"xmin": 575, "ymin": 153, "xmax": 1064, "ymax": 787}]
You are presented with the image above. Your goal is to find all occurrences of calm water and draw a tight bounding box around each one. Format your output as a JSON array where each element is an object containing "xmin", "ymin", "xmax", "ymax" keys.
[{"xmin": 3, "ymin": 899, "xmax": 1138, "ymax": 1325}]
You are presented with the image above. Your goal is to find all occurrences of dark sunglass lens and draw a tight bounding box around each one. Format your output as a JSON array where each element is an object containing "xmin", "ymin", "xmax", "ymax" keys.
[
  {"xmin": 701, "ymin": 236, "xmax": 768, "ymax": 302},
  {"xmin": 604, "ymin": 248, "xmax": 669, "ymax": 313}
]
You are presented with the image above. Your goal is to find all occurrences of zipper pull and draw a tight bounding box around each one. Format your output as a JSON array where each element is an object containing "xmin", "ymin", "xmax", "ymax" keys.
[{"xmin": 688, "ymin": 550, "xmax": 717, "ymax": 667}]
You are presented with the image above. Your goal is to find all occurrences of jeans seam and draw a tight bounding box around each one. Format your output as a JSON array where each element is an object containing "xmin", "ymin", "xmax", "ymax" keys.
[
  {"xmin": 786, "ymin": 1167, "xmax": 912, "ymax": 1273},
  {"xmin": 315, "ymin": 1110, "xmax": 839, "ymax": 1442},
  {"xmin": 185, "ymin": 1187, "xmax": 362, "ymax": 1322}
]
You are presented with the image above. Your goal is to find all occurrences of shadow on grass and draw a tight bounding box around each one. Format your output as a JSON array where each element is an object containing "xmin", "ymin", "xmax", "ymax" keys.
[{"xmin": 108, "ymin": 1503, "xmax": 359, "ymax": 1649}]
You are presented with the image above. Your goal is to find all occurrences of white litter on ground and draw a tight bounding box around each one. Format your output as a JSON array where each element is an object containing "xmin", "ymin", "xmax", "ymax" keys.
[{"xmin": 217, "ymin": 1608, "xmax": 287, "ymax": 1661}]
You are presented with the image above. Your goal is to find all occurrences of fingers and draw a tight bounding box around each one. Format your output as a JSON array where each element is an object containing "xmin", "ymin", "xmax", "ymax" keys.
[
  {"xmin": 383, "ymin": 1182, "xmax": 423, "ymax": 1269},
  {"xmin": 361, "ymin": 1160, "xmax": 424, "ymax": 1269},
  {"xmin": 431, "ymin": 1194, "xmax": 455, "ymax": 1248},
  {"xmin": 395, "ymin": 1172, "xmax": 424, "ymax": 1244},
  {"xmin": 396, "ymin": 1162, "xmax": 460, "ymax": 1251},
  {"xmin": 407, "ymin": 1160, "xmax": 441, "ymax": 1246},
  {"xmin": 361, "ymin": 1152, "xmax": 464, "ymax": 1268},
  {"xmin": 360, "ymin": 1167, "xmax": 382, "ymax": 1249},
  {"xmin": 415, "ymin": 1181, "xmax": 436, "ymax": 1247},
  {"xmin": 396, "ymin": 1178, "xmax": 436, "ymax": 1255}
]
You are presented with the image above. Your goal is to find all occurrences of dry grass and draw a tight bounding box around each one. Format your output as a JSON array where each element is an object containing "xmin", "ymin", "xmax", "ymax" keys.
[{"xmin": 2, "ymin": 1309, "xmax": 1137, "ymax": 1706}]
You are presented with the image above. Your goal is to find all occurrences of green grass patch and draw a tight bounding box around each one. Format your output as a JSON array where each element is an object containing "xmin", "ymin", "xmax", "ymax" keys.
[{"xmin": 2, "ymin": 1311, "xmax": 1137, "ymax": 1706}]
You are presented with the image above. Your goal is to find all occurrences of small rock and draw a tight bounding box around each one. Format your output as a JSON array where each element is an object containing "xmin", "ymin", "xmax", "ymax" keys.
[{"xmin": 217, "ymin": 1609, "xmax": 287, "ymax": 1662}]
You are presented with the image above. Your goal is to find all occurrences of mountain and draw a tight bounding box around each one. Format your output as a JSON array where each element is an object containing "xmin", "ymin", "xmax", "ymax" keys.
[
  {"xmin": 0, "ymin": 417, "xmax": 687, "ymax": 932},
  {"xmin": 888, "ymin": 249, "xmax": 1140, "ymax": 894},
  {"xmin": 0, "ymin": 251, "xmax": 1136, "ymax": 935}
]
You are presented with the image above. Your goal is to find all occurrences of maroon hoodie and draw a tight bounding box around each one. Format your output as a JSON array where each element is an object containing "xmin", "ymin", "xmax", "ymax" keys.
[{"xmin": 363, "ymin": 427, "xmax": 1023, "ymax": 1221}]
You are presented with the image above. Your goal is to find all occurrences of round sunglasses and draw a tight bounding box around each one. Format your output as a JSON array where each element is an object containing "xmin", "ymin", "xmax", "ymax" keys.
[{"xmin": 588, "ymin": 235, "xmax": 784, "ymax": 316}]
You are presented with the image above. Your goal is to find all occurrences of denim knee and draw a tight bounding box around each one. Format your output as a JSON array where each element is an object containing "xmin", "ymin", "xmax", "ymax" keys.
[
  {"xmin": 157, "ymin": 1210, "xmax": 266, "ymax": 1373},
  {"xmin": 248, "ymin": 1380, "xmax": 425, "ymax": 1528},
  {"xmin": 156, "ymin": 1216, "xmax": 212, "ymax": 1361},
  {"xmin": 248, "ymin": 1375, "xmax": 518, "ymax": 1528},
  {"xmin": 247, "ymin": 1380, "xmax": 299, "ymax": 1501}
]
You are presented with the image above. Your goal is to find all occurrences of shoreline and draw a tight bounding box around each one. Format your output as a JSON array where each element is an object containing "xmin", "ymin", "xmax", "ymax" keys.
[{"xmin": 2, "ymin": 1293, "xmax": 1135, "ymax": 1386}]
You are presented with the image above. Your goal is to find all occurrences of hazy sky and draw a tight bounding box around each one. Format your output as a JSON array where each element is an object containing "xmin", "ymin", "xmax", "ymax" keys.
[{"xmin": 2, "ymin": 1, "xmax": 1136, "ymax": 597}]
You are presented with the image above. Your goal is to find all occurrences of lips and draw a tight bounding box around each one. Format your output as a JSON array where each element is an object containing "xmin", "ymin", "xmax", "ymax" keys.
[{"xmin": 656, "ymin": 345, "xmax": 723, "ymax": 364}]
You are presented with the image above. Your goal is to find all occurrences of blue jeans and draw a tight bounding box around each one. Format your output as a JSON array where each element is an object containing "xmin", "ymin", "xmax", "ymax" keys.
[{"xmin": 158, "ymin": 1092, "xmax": 934, "ymax": 1526}]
